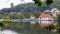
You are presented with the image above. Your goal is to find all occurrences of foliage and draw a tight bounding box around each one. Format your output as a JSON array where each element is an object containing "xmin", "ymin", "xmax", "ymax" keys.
[
  {"xmin": 46, "ymin": 0, "xmax": 54, "ymax": 5},
  {"xmin": 53, "ymin": 0, "xmax": 60, "ymax": 8},
  {"xmin": 16, "ymin": 12, "xmax": 25, "ymax": 19},
  {"xmin": 33, "ymin": 0, "xmax": 54, "ymax": 6},
  {"xmin": 0, "ymin": 20, "xmax": 13, "ymax": 27},
  {"xmin": 33, "ymin": 11, "xmax": 41, "ymax": 17},
  {"xmin": 33, "ymin": 0, "xmax": 44, "ymax": 6},
  {"xmin": 0, "ymin": 22, "xmax": 5, "ymax": 27},
  {"xmin": 57, "ymin": 27, "xmax": 60, "ymax": 34},
  {"xmin": 44, "ymin": 24, "xmax": 55, "ymax": 31}
]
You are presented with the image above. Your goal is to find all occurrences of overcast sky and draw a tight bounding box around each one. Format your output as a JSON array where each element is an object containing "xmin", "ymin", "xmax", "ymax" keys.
[{"xmin": 0, "ymin": 0, "xmax": 34, "ymax": 10}]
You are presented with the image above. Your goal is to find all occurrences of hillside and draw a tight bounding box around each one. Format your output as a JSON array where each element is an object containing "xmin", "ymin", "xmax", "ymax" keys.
[{"xmin": 1, "ymin": 3, "xmax": 53, "ymax": 13}]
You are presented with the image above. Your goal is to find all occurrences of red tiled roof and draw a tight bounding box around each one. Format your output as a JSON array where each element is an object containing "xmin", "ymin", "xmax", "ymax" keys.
[{"xmin": 39, "ymin": 14, "xmax": 52, "ymax": 18}]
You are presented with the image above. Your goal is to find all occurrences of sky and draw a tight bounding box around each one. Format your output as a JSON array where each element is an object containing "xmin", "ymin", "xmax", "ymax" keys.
[{"xmin": 0, "ymin": 0, "xmax": 34, "ymax": 10}]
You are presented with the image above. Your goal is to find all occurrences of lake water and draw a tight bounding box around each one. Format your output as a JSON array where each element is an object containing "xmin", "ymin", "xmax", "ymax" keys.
[
  {"xmin": 0, "ymin": 19, "xmax": 58, "ymax": 34},
  {"xmin": 0, "ymin": 30, "xmax": 18, "ymax": 34}
]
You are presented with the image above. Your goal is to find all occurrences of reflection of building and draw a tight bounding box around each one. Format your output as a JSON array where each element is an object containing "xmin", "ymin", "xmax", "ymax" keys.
[
  {"xmin": 30, "ymin": 14, "xmax": 36, "ymax": 24},
  {"xmin": 50, "ymin": 8, "xmax": 60, "ymax": 17},
  {"xmin": 39, "ymin": 14, "xmax": 53, "ymax": 28}
]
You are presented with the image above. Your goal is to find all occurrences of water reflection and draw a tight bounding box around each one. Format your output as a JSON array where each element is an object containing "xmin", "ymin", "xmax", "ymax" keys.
[{"xmin": 0, "ymin": 18, "xmax": 57, "ymax": 34}]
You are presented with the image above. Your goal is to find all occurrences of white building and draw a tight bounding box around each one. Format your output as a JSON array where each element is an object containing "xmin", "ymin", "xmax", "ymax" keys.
[
  {"xmin": 50, "ymin": 8, "xmax": 60, "ymax": 17},
  {"xmin": 30, "ymin": 14, "xmax": 36, "ymax": 24},
  {"xmin": 39, "ymin": 13, "xmax": 53, "ymax": 28}
]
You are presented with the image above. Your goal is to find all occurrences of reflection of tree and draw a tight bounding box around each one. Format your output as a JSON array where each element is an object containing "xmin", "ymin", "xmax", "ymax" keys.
[
  {"xmin": 57, "ymin": 14, "xmax": 60, "ymax": 34},
  {"xmin": 43, "ymin": 14, "xmax": 60, "ymax": 34},
  {"xmin": 57, "ymin": 14, "xmax": 60, "ymax": 26}
]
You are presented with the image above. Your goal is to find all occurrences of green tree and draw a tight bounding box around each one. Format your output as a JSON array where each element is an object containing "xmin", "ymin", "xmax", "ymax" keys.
[
  {"xmin": 33, "ymin": 0, "xmax": 44, "ymax": 6},
  {"xmin": 46, "ymin": 0, "xmax": 54, "ymax": 5},
  {"xmin": 33, "ymin": 11, "xmax": 41, "ymax": 17},
  {"xmin": 16, "ymin": 12, "xmax": 25, "ymax": 19},
  {"xmin": 33, "ymin": 0, "xmax": 55, "ymax": 6}
]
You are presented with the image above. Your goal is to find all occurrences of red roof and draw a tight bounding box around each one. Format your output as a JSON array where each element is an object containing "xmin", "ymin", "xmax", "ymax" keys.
[{"xmin": 39, "ymin": 14, "xmax": 52, "ymax": 18}]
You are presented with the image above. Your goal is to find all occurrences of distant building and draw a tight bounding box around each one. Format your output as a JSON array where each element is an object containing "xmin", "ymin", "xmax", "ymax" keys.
[
  {"xmin": 10, "ymin": 3, "xmax": 14, "ymax": 12},
  {"xmin": 39, "ymin": 13, "xmax": 53, "ymax": 28},
  {"xmin": 50, "ymin": 8, "xmax": 60, "ymax": 17},
  {"xmin": 10, "ymin": 3, "xmax": 14, "ymax": 8},
  {"xmin": 11, "ymin": 3, "xmax": 14, "ymax": 8},
  {"xmin": 30, "ymin": 14, "xmax": 36, "ymax": 24}
]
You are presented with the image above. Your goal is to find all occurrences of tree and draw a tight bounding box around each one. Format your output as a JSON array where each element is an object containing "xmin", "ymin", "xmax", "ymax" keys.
[
  {"xmin": 33, "ymin": 0, "xmax": 44, "ymax": 6},
  {"xmin": 44, "ymin": 24, "xmax": 55, "ymax": 31},
  {"xmin": 8, "ymin": 12, "xmax": 17, "ymax": 19},
  {"xmin": 8, "ymin": 12, "xmax": 14, "ymax": 19},
  {"xmin": 44, "ymin": 14, "xmax": 60, "ymax": 33},
  {"xmin": 33, "ymin": 11, "xmax": 41, "ymax": 17},
  {"xmin": 33, "ymin": 0, "xmax": 55, "ymax": 6},
  {"xmin": 16, "ymin": 12, "xmax": 25, "ymax": 19},
  {"xmin": 46, "ymin": 0, "xmax": 54, "ymax": 5}
]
